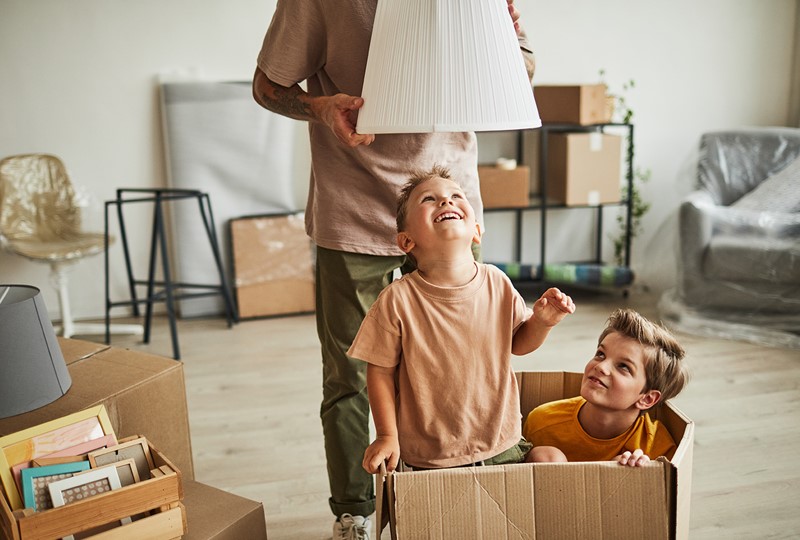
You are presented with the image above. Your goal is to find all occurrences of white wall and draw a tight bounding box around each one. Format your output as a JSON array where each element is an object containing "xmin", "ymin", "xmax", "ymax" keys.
[{"xmin": 0, "ymin": 0, "xmax": 796, "ymax": 321}]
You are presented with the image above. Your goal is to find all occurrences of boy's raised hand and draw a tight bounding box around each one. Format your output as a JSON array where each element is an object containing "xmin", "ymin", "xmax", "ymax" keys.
[
  {"xmin": 533, "ymin": 287, "xmax": 576, "ymax": 327},
  {"xmin": 362, "ymin": 435, "xmax": 400, "ymax": 473}
]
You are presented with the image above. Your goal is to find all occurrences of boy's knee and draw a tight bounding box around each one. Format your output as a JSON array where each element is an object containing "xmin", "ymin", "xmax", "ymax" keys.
[{"xmin": 526, "ymin": 446, "xmax": 568, "ymax": 463}]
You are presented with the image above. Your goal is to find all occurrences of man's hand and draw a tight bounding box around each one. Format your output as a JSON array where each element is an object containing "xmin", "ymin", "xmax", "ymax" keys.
[
  {"xmin": 362, "ymin": 435, "xmax": 400, "ymax": 473},
  {"xmin": 313, "ymin": 94, "xmax": 375, "ymax": 148},
  {"xmin": 616, "ymin": 449, "xmax": 651, "ymax": 467},
  {"xmin": 507, "ymin": 0, "xmax": 522, "ymax": 36},
  {"xmin": 533, "ymin": 287, "xmax": 576, "ymax": 327}
]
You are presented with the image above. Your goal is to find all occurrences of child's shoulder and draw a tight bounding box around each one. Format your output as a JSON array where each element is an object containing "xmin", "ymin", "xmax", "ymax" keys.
[
  {"xmin": 527, "ymin": 396, "xmax": 583, "ymax": 423},
  {"xmin": 533, "ymin": 395, "xmax": 583, "ymax": 414}
]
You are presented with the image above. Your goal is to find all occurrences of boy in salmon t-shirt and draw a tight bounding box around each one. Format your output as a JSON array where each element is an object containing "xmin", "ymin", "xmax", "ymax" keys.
[
  {"xmin": 348, "ymin": 165, "xmax": 575, "ymax": 473},
  {"xmin": 524, "ymin": 308, "xmax": 690, "ymax": 466}
]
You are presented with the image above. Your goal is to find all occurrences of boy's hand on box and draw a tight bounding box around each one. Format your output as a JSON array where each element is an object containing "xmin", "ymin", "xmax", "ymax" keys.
[
  {"xmin": 615, "ymin": 449, "xmax": 651, "ymax": 467},
  {"xmin": 533, "ymin": 287, "xmax": 575, "ymax": 327},
  {"xmin": 363, "ymin": 435, "xmax": 400, "ymax": 473}
]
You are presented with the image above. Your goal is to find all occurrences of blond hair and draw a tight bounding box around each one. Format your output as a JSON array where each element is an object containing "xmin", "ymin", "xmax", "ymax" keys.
[
  {"xmin": 598, "ymin": 309, "xmax": 689, "ymax": 403},
  {"xmin": 396, "ymin": 164, "xmax": 454, "ymax": 233}
]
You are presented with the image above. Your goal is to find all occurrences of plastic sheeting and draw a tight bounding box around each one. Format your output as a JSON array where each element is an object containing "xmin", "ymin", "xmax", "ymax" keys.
[{"xmin": 659, "ymin": 128, "xmax": 800, "ymax": 348}]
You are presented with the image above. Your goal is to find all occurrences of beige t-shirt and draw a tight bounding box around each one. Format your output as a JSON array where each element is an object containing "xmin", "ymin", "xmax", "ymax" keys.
[
  {"xmin": 348, "ymin": 263, "xmax": 533, "ymax": 468},
  {"xmin": 257, "ymin": 0, "xmax": 484, "ymax": 256}
]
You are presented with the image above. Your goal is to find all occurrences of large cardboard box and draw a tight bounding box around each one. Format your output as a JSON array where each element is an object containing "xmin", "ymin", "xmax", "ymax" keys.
[
  {"xmin": 533, "ymin": 84, "xmax": 609, "ymax": 125},
  {"xmin": 377, "ymin": 371, "xmax": 694, "ymax": 540},
  {"xmin": 478, "ymin": 165, "xmax": 530, "ymax": 208},
  {"xmin": 0, "ymin": 338, "xmax": 194, "ymax": 480},
  {"xmin": 546, "ymin": 132, "xmax": 622, "ymax": 206},
  {"xmin": 183, "ymin": 480, "xmax": 268, "ymax": 539},
  {"xmin": 229, "ymin": 213, "xmax": 315, "ymax": 319}
]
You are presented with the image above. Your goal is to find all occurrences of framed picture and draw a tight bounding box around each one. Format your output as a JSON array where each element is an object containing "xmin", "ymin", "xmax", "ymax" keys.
[
  {"xmin": 48, "ymin": 466, "xmax": 129, "ymax": 540},
  {"xmin": 87, "ymin": 458, "xmax": 140, "ymax": 488},
  {"xmin": 20, "ymin": 461, "xmax": 91, "ymax": 511},
  {"xmin": 88, "ymin": 437, "xmax": 154, "ymax": 482},
  {"xmin": 12, "ymin": 434, "xmax": 117, "ymax": 498},
  {"xmin": 0, "ymin": 405, "xmax": 115, "ymax": 510}
]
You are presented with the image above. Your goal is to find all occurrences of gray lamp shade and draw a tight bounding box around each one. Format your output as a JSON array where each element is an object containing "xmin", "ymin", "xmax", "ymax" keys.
[{"xmin": 0, "ymin": 285, "xmax": 72, "ymax": 418}]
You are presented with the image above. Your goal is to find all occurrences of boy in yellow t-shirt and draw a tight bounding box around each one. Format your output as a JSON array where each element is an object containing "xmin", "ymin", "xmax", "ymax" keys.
[{"xmin": 523, "ymin": 308, "xmax": 689, "ymax": 467}]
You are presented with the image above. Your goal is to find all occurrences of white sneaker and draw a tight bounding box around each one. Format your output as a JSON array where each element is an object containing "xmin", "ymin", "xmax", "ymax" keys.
[{"xmin": 333, "ymin": 513, "xmax": 372, "ymax": 540}]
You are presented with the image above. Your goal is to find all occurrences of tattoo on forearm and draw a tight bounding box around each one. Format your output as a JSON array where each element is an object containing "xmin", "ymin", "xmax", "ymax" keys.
[{"xmin": 260, "ymin": 79, "xmax": 314, "ymax": 120}]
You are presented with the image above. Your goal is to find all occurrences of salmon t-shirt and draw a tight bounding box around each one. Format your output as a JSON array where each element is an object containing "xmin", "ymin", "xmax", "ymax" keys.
[
  {"xmin": 348, "ymin": 263, "xmax": 533, "ymax": 468},
  {"xmin": 258, "ymin": 0, "xmax": 533, "ymax": 256}
]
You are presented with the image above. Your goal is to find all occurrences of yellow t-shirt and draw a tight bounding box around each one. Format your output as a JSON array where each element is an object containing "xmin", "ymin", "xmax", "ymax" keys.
[{"xmin": 522, "ymin": 396, "xmax": 678, "ymax": 461}]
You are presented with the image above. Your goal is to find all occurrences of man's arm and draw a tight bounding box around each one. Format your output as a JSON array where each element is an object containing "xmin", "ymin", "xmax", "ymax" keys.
[{"xmin": 252, "ymin": 67, "xmax": 375, "ymax": 147}]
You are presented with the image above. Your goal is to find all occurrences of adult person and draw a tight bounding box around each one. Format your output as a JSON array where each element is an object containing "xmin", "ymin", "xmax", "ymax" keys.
[{"xmin": 252, "ymin": 1, "xmax": 535, "ymax": 537}]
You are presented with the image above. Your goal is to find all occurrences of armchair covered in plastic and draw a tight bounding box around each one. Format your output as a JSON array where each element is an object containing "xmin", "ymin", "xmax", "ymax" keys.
[
  {"xmin": 0, "ymin": 154, "xmax": 141, "ymax": 338},
  {"xmin": 659, "ymin": 128, "xmax": 800, "ymax": 347}
]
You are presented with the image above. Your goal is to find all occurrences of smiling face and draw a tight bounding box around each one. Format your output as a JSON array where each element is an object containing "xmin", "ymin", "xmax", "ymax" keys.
[
  {"xmin": 396, "ymin": 175, "xmax": 481, "ymax": 255},
  {"xmin": 580, "ymin": 331, "xmax": 661, "ymax": 412}
]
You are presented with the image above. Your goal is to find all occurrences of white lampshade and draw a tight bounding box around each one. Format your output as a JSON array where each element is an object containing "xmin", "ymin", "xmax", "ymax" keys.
[{"xmin": 356, "ymin": 0, "xmax": 541, "ymax": 134}]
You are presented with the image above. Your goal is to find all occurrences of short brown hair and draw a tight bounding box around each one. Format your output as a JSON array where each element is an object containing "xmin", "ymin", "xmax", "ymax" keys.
[
  {"xmin": 598, "ymin": 309, "xmax": 689, "ymax": 404},
  {"xmin": 396, "ymin": 164, "xmax": 453, "ymax": 232}
]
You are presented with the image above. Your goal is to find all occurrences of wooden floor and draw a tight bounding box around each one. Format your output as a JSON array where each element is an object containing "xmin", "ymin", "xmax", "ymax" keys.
[{"xmin": 97, "ymin": 288, "xmax": 800, "ymax": 539}]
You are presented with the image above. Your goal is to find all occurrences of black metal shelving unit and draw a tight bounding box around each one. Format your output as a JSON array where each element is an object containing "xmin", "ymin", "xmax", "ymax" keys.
[{"xmin": 486, "ymin": 122, "xmax": 635, "ymax": 284}]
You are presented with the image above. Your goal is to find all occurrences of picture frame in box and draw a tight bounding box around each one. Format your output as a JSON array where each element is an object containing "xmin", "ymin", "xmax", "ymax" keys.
[
  {"xmin": 12, "ymin": 433, "xmax": 117, "ymax": 499},
  {"xmin": 87, "ymin": 437, "xmax": 154, "ymax": 482},
  {"xmin": 49, "ymin": 466, "xmax": 130, "ymax": 540},
  {"xmin": 87, "ymin": 458, "xmax": 140, "ymax": 488},
  {"xmin": 20, "ymin": 461, "xmax": 91, "ymax": 511},
  {"xmin": 0, "ymin": 405, "xmax": 115, "ymax": 510}
]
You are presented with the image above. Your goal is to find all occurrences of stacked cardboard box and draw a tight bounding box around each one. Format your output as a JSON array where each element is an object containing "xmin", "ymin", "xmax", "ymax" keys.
[
  {"xmin": 533, "ymin": 84, "xmax": 610, "ymax": 125},
  {"xmin": 478, "ymin": 165, "xmax": 531, "ymax": 208},
  {"xmin": 546, "ymin": 132, "xmax": 623, "ymax": 206}
]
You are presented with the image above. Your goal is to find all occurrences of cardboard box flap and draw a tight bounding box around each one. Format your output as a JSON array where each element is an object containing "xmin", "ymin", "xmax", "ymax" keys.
[
  {"xmin": 57, "ymin": 337, "xmax": 109, "ymax": 365},
  {"xmin": 393, "ymin": 466, "xmax": 536, "ymax": 540},
  {"xmin": 517, "ymin": 371, "xmax": 582, "ymax": 417}
]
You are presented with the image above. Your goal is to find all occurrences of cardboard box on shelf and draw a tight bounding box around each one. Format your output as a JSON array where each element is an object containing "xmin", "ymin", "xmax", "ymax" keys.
[
  {"xmin": 0, "ymin": 439, "xmax": 185, "ymax": 540},
  {"xmin": 229, "ymin": 213, "xmax": 315, "ymax": 319},
  {"xmin": 0, "ymin": 338, "xmax": 194, "ymax": 481},
  {"xmin": 478, "ymin": 165, "xmax": 530, "ymax": 208},
  {"xmin": 183, "ymin": 480, "xmax": 268, "ymax": 539},
  {"xmin": 546, "ymin": 132, "xmax": 623, "ymax": 206},
  {"xmin": 377, "ymin": 371, "xmax": 694, "ymax": 540},
  {"xmin": 534, "ymin": 84, "xmax": 609, "ymax": 125}
]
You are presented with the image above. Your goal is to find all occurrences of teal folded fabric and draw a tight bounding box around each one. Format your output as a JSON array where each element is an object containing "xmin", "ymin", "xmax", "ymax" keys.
[{"xmin": 489, "ymin": 262, "xmax": 634, "ymax": 287}]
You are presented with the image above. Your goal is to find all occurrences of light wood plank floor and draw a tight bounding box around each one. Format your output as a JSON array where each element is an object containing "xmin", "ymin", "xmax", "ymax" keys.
[{"xmin": 96, "ymin": 288, "xmax": 800, "ymax": 539}]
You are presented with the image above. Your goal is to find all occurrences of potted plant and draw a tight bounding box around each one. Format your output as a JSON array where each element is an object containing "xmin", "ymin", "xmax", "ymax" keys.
[{"xmin": 599, "ymin": 69, "xmax": 651, "ymax": 267}]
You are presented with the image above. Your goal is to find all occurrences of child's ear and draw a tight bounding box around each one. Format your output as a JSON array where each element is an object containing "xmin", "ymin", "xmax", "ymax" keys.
[
  {"xmin": 635, "ymin": 389, "xmax": 662, "ymax": 410},
  {"xmin": 472, "ymin": 223, "xmax": 483, "ymax": 245},
  {"xmin": 396, "ymin": 232, "xmax": 415, "ymax": 254}
]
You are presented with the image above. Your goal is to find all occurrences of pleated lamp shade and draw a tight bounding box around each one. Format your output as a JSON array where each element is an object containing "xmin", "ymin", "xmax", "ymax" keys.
[{"xmin": 356, "ymin": 0, "xmax": 541, "ymax": 134}]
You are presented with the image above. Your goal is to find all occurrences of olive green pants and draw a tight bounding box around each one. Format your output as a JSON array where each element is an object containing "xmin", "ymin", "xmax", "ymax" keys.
[{"xmin": 316, "ymin": 247, "xmax": 408, "ymax": 518}]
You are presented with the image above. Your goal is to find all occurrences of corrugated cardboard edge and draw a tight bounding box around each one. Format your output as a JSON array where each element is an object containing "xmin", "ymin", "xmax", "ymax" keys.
[{"xmin": 57, "ymin": 337, "xmax": 109, "ymax": 365}]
